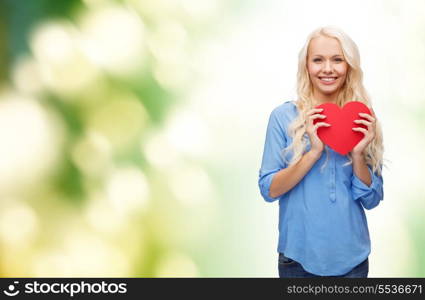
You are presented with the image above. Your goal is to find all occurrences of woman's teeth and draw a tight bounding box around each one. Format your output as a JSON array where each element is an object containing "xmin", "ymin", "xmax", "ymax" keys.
[{"xmin": 320, "ymin": 77, "xmax": 336, "ymax": 81}]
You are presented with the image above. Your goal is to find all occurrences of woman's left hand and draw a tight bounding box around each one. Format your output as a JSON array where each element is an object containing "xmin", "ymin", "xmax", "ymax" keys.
[{"xmin": 351, "ymin": 111, "xmax": 376, "ymax": 156}]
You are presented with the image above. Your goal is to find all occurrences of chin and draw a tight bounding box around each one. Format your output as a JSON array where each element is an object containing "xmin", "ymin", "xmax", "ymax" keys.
[{"xmin": 319, "ymin": 88, "xmax": 338, "ymax": 94}]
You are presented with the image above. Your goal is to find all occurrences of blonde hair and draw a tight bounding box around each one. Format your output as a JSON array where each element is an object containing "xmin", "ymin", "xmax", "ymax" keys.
[{"xmin": 283, "ymin": 26, "xmax": 384, "ymax": 176}]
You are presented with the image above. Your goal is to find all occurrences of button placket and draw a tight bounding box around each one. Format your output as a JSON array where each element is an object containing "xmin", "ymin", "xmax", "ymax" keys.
[{"xmin": 329, "ymin": 148, "xmax": 336, "ymax": 202}]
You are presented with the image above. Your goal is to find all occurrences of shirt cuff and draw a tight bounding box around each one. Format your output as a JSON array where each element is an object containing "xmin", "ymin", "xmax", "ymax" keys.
[
  {"xmin": 259, "ymin": 172, "xmax": 280, "ymax": 202},
  {"xmin": 351, "ymin": 167, "xmax": 380, "ymax": 199}
]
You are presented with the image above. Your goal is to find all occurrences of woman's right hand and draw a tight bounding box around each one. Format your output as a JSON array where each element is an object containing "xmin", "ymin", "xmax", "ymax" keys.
[{"xmin": 305, "ymin": 108, "xmax": 330, "ymax": 156}]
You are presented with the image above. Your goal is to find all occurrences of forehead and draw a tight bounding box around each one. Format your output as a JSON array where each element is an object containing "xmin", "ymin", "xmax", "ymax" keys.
[{"xmin": 308, "ymin": 36, "xmax": 343, "ymax": 56}]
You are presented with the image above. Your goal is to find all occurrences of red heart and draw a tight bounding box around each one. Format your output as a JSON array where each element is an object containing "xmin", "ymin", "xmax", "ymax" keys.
[{"xmin": 313, "ymin": 102, "xmax": 371, "ymax": 155}]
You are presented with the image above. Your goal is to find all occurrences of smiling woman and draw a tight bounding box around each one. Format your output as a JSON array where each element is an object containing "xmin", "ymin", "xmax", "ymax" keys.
[
  {"xmin": 308, "ymin": 37, "xmax": 348, "ymax": 101},
  {"xmin": 289, "ymin": 26, "xmax": 384, "ymax": 175},
  {"xmin": 258, "ymin": 26, "xmax": 384, "ymax": 278}
]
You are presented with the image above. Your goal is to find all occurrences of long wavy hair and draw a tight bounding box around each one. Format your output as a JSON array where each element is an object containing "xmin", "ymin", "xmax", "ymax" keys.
[{"xmin": 283, "ymin": 26, "xmax": 384, "ymax": 176}]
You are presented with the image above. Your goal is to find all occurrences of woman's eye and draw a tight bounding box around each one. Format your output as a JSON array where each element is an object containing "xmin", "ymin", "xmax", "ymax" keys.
[{"xmin": 313, "ymin": 58, "xmax": 344, "ymax": 63}]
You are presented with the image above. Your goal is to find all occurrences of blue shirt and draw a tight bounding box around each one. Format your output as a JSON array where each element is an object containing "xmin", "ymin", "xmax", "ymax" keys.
[{"xmin": 258, "ymin": 101, "xmax": 384, "ymax": 276}]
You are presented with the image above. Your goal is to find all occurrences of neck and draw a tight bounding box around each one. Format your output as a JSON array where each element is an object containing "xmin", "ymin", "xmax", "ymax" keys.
[{"xmin": 311, "ymin": 92, "xmax": 339, "ymax": 106}]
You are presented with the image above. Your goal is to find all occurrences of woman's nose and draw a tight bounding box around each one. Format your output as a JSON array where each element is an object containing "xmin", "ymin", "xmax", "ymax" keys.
[{"xmin": 323, "ymin": 60, "xmax": 332, "ymax": 72}]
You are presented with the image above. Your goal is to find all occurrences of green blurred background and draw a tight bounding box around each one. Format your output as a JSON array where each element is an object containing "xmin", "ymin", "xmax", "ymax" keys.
[{"xmin": 0, "ymin": 0, "xmax": 424, "ymax": 277}]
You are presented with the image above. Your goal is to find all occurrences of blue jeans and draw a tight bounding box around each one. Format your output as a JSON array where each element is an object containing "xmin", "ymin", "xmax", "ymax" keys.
[{"xmin": 278, "ymin": 253, "xmax": 369, "ymax": 278}]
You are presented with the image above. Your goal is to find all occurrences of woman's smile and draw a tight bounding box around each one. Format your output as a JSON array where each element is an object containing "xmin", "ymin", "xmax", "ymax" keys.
[{"xmin": 318, "ymin": 76, "xmax": 338, "ymax": 85}]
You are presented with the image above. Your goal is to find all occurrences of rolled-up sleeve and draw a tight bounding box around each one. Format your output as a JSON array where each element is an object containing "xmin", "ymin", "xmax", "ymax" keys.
[
  {"xmin": 351, "ymin": 166, "xmax": 384, "ymax": 210},
  {"xmin": 258, "ymin": 109, "xmax": 288, "ymax": 202}
]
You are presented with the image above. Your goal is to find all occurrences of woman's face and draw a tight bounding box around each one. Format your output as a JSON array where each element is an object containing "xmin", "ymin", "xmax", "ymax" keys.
[{"xmin": 307, "ymin": 36, "xmax": 348, "ymax": 102}]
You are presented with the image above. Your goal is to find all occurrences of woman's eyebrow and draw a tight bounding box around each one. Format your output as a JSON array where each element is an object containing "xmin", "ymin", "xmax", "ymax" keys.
[{"xmin": 312, "ymin": 54, "xmax": 344, "ymax": 58}]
